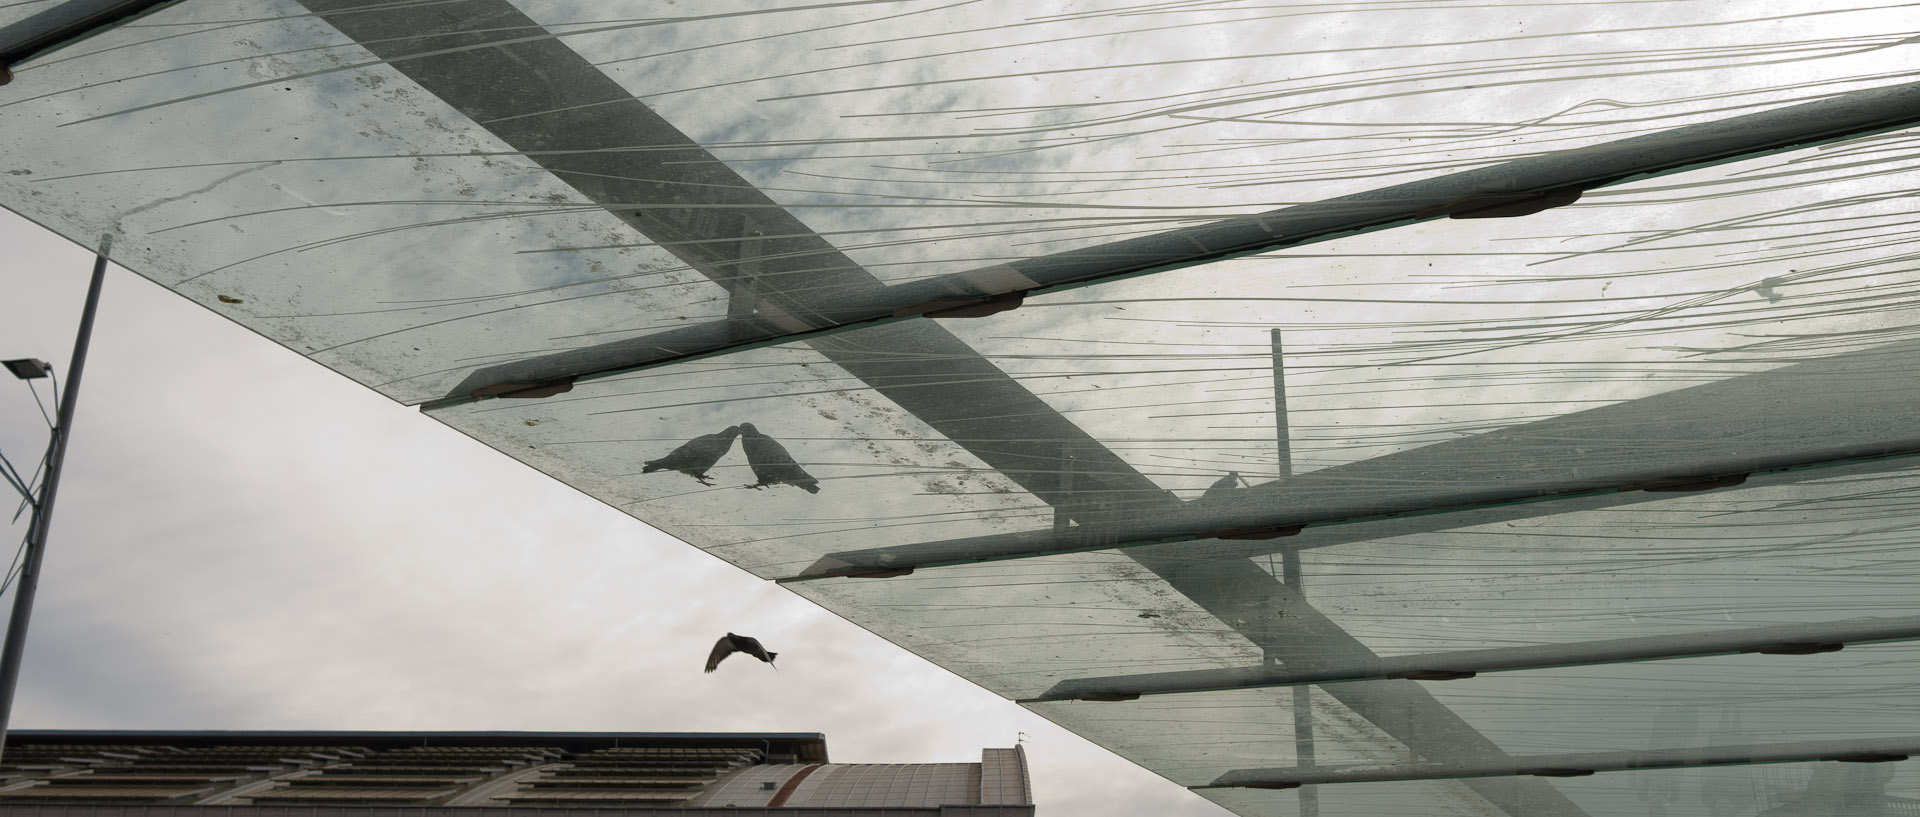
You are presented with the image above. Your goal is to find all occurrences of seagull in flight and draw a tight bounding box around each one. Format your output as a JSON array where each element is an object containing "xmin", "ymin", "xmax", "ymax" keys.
[
  {"xmin": 642, "ymin": 425, "xmax": 742, "ymax": 485},
  {"xmin": 705, "ymin": 632, "xmax": 778, "ymax": 673}
]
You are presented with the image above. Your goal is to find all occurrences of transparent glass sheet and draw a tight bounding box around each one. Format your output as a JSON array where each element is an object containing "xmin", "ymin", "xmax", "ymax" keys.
[
  {"xmin": 979, "ymin": 129, "xmax": 1920, "ymax": 486},
  {"xmin": 6, "ymin": 3, "xmax": 1920, "ymax": 817},
  {"xmin": 0, "ymin": 0, "xmax": 62, "ymax": 31},
  {"xmin": 427, "ymin": 134, "xmax": 1920, "ymax": 578},
  {"xmin": 1204, "ymin": 759, "xmax": 1920, "ymax": 817},
  {"xmin": 1029, "ymin": 643, "xmax": 1920, "ymax": 786},
  {"xmin": 1293, "ymin": 473, "xmax": 1920, "ymax": 654},
  {"xmin": 0, "ymin": 0, "xmax": 1912, "ymax": 404}
]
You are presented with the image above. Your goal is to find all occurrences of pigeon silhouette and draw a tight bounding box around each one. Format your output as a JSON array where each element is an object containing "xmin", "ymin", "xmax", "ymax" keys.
[
  {"xmin": 1204, "ymin": 471, "xmax": 1243, "ymax": 500},
  {"xmin": 705, "ymin": 632, "xmax": 778, "ymax": 673},
  {"xmin": 642, "ymin": 426, "xmax": 742, "ymax": 485},
  {"xmin": 740, "ymin": 423, "xmax": 820, "ymax": 493}
]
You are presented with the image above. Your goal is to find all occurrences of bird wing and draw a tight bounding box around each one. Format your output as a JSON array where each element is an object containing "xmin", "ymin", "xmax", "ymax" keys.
[
  {"xmin": 743, "ymin": 432, "xmax": 795, "ymax": 475},
  {"xmin": 649, "ymin": 429, "xmax": 741, "ymax": 474},
  {"xmin": 736, "ymin": 635, "xmax": 773, "ymax": 663},
  {"xmin": 744, "ymin": 432, "xmax": 818, "ymax": 491},
  {"xmin": 704, "ymin": 636, "xmax": 737, "ymax": 673},
  {"xmin": 695, "ymin": 429, "xmax": 740, "ymax": 456},
  {"xmin": 647, "ymin": 437, "xmax": 704, "ymax": 471}
]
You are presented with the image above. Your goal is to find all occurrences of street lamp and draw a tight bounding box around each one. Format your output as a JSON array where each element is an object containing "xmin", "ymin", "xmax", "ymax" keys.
[
  {"xmin": 0, "ymin": 236, "xmax": 111, "ymax": 764},
  {"xmin": 1, "ymin": 360, "xmax": 50, "ymax": 381}
]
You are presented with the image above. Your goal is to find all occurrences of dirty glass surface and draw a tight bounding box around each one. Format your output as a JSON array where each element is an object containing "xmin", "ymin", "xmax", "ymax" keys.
[
  {"xmin": 3, "ymin": 1, "xmax": 1920, "ymax": 816},
  {"xmin": 1030, "ymin": 641, "xmax": 1920, "ymax": 782},
  {"xmin": 427, "ymin": 138, "xmax": 1920, "ymax": 579},
  {"xmin": 1206, "ymin": 759, "xmax": 1920, "ymax": 817},
  {"xmin": 0, "ymin": 0, "xmax": 71, "ymax": 31},
  {"xmin": 0, "ymin": 0, "xmax": 1911, "ymax": 405}
]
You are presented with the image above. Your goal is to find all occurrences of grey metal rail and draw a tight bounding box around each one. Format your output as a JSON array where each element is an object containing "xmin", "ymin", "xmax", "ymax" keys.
[
  {"xmin": 420, "ymin": 79, "xmax": 1920, "ymax": 409},
  {"xmin": 781, "ymin": 442, "xmax": 1920, "ymax": 581},
  {"xmin": 780, "ymin": 330, "xmax": 1920, "ymax": 581},
  {"xmin": 1201, "ymin": 737, "xmax": 1920, "ymax": 789},
  {"xmin": 1023, "ymin": 615, "xmax": 1920, "ymax": 703}
]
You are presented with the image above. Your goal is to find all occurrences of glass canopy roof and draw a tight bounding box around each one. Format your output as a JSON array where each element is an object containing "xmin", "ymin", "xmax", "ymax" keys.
[{"xmin": 5, "ymin": 1, "xmax": 1920, "ymax": 814}]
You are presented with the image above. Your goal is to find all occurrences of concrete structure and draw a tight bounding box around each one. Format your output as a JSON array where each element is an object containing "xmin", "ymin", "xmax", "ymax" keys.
[{"xmin": 0, "ymin": 732, "xmax": 1031, "ymax": 815}]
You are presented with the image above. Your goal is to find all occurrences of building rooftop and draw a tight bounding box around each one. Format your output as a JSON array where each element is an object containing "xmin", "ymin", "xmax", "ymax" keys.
[{"xmin": 0, "ymin": 731, "xmax": 1030, "ymax": 813}]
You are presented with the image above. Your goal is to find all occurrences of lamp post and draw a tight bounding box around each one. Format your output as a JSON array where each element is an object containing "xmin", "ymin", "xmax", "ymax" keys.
[{"xmin": 0, "ymin": 236, "xmax": 110, "ymax": 763}]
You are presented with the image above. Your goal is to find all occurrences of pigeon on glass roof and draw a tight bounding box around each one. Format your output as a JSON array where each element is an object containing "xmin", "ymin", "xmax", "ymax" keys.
[
  {"xmin": 705, "ymin": 632, "xmax": 778, "ymax": 673},
  {"xmin": 642, "ymin": 425, "xmax": 742, "ymax": 485},
  {"xmin": 740, "ymin": 423, "xmax": 820, "ymax": 493},
  {"xmin": 1204, "ymin": 471, "xmax": 1243, "ymax": 500}
]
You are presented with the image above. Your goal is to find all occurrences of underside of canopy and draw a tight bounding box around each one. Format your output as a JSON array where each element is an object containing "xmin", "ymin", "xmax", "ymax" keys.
[{"xmin": 4, "ymin": 2, "xmax": 1920, "ymax": 815}]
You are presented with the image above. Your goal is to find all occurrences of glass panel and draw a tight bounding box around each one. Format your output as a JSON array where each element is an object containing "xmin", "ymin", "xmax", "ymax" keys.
[
  {"xmin": 424, "ymin": 130, "xmax": 1920, "ymax": 579},
  {"xmin": 1297, "ymin": 476, "xmax": 1920, "ymax": 654},
  {"xmin": 1029, "ymin": 643, "xmax": 1920, "ymax": 786},
  {"xmin": 0, "ymin": 0, "xmax": 62, "ymax": 31},
  {"xmin": 0, "ymin": 0, "xmax": 1911, "ymax": 404},
  {"xmin": 6, "ymin": 4, "xmax": 1920, "ymax": 817},
  {"xmin": 1204, "ymin": 759, "xmax": 1920, "ymax": 817}
]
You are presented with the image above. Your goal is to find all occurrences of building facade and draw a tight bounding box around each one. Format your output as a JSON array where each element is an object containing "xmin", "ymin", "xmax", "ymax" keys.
[{"xmin": 0, "ymin": 731, "xmax": 1031, "ymax": 816}]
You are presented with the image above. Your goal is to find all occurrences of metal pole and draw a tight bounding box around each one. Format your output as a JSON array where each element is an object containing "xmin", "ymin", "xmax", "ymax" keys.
[
  {"xmin": 0, "ymin": 236, "xmax": 110, "ymax": 762},
  {"xmin": 1270, "ymin": 328, "xmax": 1292, "ymax": 480},
  {"xmin": 1271, "ymin": 327, "xmax": 1318, "ymax": 817}
]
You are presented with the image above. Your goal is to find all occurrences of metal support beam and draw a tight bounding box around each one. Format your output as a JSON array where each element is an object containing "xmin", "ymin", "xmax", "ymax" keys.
[
  {"xmin": 418, "ymin": 78, "xmax": 1920, "ymax": 408},
  {"xmin": 1202, "ymin": 736, "xmax": 1920, "ymax": 789},
  {"xmin": 0, "ymin": 236, "xmax": 109, "ymax": 764},
  {"xmin": 1022, "ymin": 614, "xmax": 1920, "ymax": 703},
  {"xmin": 783, "ymin": 443, "xmax": 1920, "ymax": 581},
  {"xmin": 1127, "ymin": 555, "xmax": 1593, "ymax": 816},
  {"xmin": 1280, "ymin": 550, "xmax": 1318, "ymax": 817},
  {"xmin": 1271, "ymin": 328, "xmax": 1292, "ymax": 482},
  {"xmin": 783, "ymin": 332, "xmax": 1920, "ymax": 580},
  {"xmin": 1271, "ymin": 329, "xmax": 1316, "ymax": 817}
]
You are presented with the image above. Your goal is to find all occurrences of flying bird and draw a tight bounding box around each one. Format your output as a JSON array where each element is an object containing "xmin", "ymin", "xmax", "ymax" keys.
[
  {"xmin": 642, "ymin": 425, "xmax": 742, "ymax": 485},
  {"xmin": 705, "ymin": 632, "xmax": 778, "ymax": 673},
  {"xmin": 740, "ymin": 423, "xmax": 820, "ymax": 493}
]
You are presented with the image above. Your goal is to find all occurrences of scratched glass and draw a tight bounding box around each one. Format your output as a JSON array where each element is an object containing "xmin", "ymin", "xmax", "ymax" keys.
[
  {"xmin": 3, "ymin": 2, "xmax": 1920, "ymax": 817},
  {"xmin": 1205, "ymin": 758, "xmax": 1920, "ymax": 817}
]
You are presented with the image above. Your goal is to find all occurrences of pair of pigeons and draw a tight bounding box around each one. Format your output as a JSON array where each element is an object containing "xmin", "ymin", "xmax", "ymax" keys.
[{"xmin": 642, "ymin": 423, "xmax": 820, "ymax": 493}]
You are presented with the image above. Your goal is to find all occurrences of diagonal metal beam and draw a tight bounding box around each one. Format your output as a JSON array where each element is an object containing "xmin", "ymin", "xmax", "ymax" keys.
[
  {"xmin": 418, "ymin": 78, "xmax": 1920, "ymax": 408},
  {"xmin": 1202, "ymin": 737, "xmax": 1919, "ymax": 789},
  {"xmin": 300, "ymin": 0, "xmax": 1169, "ymax": 514},
  {"xmin": 785, "ymin": 334, "xmax": 1920, "ymax": 579},
  {"xmin": 1023, "ymin": 615, "xmax": 1920, "ymax": 703}
]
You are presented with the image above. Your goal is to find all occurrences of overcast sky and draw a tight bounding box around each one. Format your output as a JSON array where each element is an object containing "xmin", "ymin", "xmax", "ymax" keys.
[{"xmin": 0, "ymin": 207, "xmax": 1235, "ymax": 815}]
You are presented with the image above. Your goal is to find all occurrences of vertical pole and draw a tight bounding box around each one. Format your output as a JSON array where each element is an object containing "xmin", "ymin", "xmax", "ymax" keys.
[
  {"xmin": 1270, "ymin": 328, "xmax": 1292, "ymax": 480},
  {"xmin": 0, "ymin": 236, "xmax": 110, "ymax": 763},
  {"xmin": 1273, "ymin": 327, "xmax": 1318, "ymax": 817},
  {"xmin": 1283, "ymin": 549, "xmax": 1318, "ymax": 817}
]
